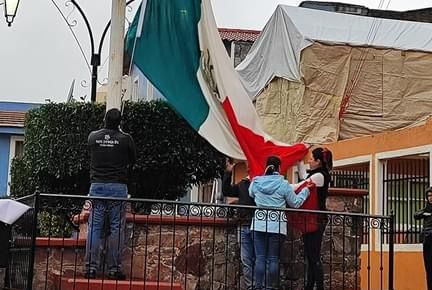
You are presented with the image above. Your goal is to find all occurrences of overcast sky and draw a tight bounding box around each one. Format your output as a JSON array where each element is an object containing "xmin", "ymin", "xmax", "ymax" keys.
[{"xmin": 1, "ymin": 0, "xmax": 431, "ymax": 103}]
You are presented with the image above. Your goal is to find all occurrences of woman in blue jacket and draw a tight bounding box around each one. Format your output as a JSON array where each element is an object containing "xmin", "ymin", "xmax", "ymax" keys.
[{"xmin": 249, "ymin": 155, "xmax": 310, "ymax": 290}]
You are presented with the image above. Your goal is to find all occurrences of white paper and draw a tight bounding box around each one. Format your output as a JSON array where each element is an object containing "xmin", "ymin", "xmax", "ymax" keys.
[{"xmin": 0, "ymin": 200, "xmax": 30, "ymax": 225}]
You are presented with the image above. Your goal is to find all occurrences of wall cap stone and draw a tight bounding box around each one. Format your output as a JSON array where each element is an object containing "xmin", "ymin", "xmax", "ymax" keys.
[
  {"xmin": 73, "ymin": 212, "xmax": 236, "ymax": 227},
  {"xmin": 328, "ymin": 187, "xmax": 368, "ymax": 197}
]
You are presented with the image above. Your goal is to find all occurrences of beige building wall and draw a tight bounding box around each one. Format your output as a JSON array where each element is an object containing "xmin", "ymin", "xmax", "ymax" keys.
[
  {"xmin": 326, "ymin": 118, "xmax": 432, "ymax": 290},
  {"xmin": 255, "ymin": 42, "xmax": 432, "ymax": 144},
  {"xmin": 96, "ymin": 85, "xmax": 108, "ymax": 104}
]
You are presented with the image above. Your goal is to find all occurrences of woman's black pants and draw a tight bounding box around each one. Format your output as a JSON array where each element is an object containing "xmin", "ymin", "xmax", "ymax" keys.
[{"xmin": 303, "ymin": 227, "xmax": 325, "ymax": 290}]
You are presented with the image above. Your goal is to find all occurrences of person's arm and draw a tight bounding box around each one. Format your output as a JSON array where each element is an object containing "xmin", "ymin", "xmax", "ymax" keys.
[
  {"xmin": 284, "ymin": 182, "xmax": 310, "ymax": 208},
  {"xmin": 307, "ymin": 173, "xmax": 324, "ymax": 187},
  {"xmin": 414, "ymin": 208, "xmax": 431, "ymax": 220},
  {"xmin": 87, "ymin": 132, "xmax": 94, "ymax": 147},
  {"xmin": 292, "ymin": 161, "xmax": 308, "ymax": 190},
  {"xmin": 249, "ymin": 180, "xmax": 256, "ymax": 199},
  {"xmin": 297, "ymin": 161, "xmax": 308, "ymax": 181},
  {"xmin": 292, "ymin": 172, "xmax": 324, "ymax": 191},
  {"xmin": 222, "ymin": 171, "xmax": 240, "ymax": 197},
  {"xmin": 128, "ymin": 136, "xmax": 137, "ymax": 165}
]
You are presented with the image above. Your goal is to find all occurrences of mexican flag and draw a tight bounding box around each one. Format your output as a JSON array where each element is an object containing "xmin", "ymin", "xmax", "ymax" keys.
[{"xmin": 126, "ymin": 0, "xmax": 308, "ymax": 178}]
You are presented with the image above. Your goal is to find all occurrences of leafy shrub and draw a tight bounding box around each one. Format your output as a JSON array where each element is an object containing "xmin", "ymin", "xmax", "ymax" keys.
[
  {"xmin": 37, "ymin": 211, "xmax": 74, "ymax": 238},
  {"xmin": 11, "ymin": 101, "xmax": 224, "ymax": 200}
]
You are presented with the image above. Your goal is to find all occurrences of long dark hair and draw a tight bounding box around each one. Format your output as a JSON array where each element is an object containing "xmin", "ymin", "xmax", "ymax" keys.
[
  {"xmin": 264, "ymin": 155, "xmax": 281, "ymax": 175},
  {"xmin": 312, "ymin": 147, "xmax": 333, "ymax": 172}
]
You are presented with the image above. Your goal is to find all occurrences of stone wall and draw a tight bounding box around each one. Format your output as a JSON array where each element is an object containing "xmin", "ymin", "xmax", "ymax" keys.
[
  {"xmin": 32, "ymin": 218, "xmax": 240, "ymax": 290},
  {"xmin": 279, "ymin": 190, "xmax": 365, "ymax": 290},
  {"xmin": 33, "ymin": 243, "xmax": 86, "ymax": 290},
  {"xmin": 31, "ymin": 189, "xmax": 367, "ymax": 290},
  {"xmin": 122, "ymin": 223, "xmax": 239, "ymax": 290}
]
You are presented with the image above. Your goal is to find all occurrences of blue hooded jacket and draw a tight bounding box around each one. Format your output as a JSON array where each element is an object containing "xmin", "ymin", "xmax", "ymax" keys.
[{"xmin": 249, "ymin": 174, "xmax": 309, "ymax": 235}]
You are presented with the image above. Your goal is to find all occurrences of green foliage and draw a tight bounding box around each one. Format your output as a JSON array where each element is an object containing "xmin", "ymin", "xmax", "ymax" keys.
[
  {"xmin": 11, "ymin": 102, "xmax": 104, "ymax": 197},
  {"xmin": 37, "ymin": 211, "xmax": 74, "ymax": 237},
  {"xmin": 11, "ymin": 101, "xmax": 224, "ymax": 200},
  {"xmin": 10, "ymin": 156, "xmax": 34, "ymax": 198}
]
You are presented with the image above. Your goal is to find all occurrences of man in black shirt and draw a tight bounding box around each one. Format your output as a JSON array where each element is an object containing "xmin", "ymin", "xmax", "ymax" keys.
[
  {"xmin": 85, "ymin": 108, "xmax": 136, "ymax": 280},
  {"xmin": 222, "ymin": 159, "xmax": 255, "ymax": 290}
]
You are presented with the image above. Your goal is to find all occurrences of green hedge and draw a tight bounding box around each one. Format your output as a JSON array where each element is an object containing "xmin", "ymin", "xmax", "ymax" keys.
[{"xmin": 10, "ymin": 101, "xmax": 225, "ymax": 200}]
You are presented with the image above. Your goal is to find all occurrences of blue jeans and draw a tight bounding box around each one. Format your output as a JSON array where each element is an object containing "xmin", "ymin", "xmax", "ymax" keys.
[
  {"xmin": 253, "ymin": 231, "xmax": 283, "ymax": 290},
  {"xmin": 85, "ymin": 183, "xmax": 128, "ymax": 273},
  {"xmin": 240, "ymin": 225, "xmax": 255, "ymax": 290}
]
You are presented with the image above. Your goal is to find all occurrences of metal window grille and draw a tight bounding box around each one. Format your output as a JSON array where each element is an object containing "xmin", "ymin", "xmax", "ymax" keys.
[
  {"xmin": 331, "ymin": 163, "xmax": 370, "ymax": 214},
  {"xmin": 382, "ymin": 154, "xmax": 430, "ymax": 244}
]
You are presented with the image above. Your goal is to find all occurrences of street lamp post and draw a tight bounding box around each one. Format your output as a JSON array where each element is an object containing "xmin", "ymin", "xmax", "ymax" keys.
[
  {"xmin": 3, "ymin": 0, "xmax": 136, "ymax": 103},
  {"xmin": 4, "ymin": 0, "xmax": 20, "ymax": 27}
]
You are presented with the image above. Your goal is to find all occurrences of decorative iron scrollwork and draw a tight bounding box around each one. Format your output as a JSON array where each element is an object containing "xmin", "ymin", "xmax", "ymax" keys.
[{"xmin": 64, "ymin": 1, "xmax": 78, "ymax": 27}]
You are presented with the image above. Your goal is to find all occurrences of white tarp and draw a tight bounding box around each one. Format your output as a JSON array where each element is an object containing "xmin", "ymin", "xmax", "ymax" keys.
[{"xmin": 237, "ymin": 5, "xmax": 432, "ymax": 99}]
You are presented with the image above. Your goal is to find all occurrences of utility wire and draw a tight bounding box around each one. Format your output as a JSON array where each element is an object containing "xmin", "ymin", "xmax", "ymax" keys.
[
  {"xmin": 339, "ymin": 0, "xmax": 392, "ymax": 120},
  {"xmin": 346, "ymin": 0, "xmax": 386, "ymax": 93},
  {"xmin": 349, "ymin": 0, "xmax": 389, "ymax": 81}
]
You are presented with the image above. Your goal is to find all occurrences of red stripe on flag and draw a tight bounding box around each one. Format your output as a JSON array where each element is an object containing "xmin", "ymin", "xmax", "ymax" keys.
[{"xmin": 222, "ymin": 97, "xmax": 308, "ymax": 178}]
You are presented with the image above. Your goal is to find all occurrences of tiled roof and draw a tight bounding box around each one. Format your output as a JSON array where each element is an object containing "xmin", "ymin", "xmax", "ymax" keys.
[
  {"xmin": 0, "ymin": 111, "xmax": 26, "ymax": 127},
  {"xmin": 218, "ymin": 28, "xmax": 261, "ymax": 42}
]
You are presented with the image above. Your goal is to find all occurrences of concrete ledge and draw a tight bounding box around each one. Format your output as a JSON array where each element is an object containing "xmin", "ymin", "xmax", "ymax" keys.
[
  {"xmin": 36, "ymin": 237, "xmax": 86, "ymax": 247},
  {"xmin": 328, "ymin": 187, "xmax": 368, "ymax": 197},
  {"xmin": 54, "ymin": 275, "xmax": 182, "ymax": 290},
  {"xmin": 73, "ymin": 212, "xmax": 235, "ymax": 226}
]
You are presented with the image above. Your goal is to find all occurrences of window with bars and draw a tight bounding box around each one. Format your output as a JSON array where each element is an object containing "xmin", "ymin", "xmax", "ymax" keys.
[
  {"xmin": 7, "ymin": 137, "xmax": 24, "ymax": 195},
  {"xmin": 14, "ymin": 140, "xmax": 24, "ymax": 158},
  {"xmin": 382, "ymin": 155, "xmax": 430, "ymax": 244},
  {"xmin": 331, "ymin": 163, "xmax": 370, "ymax": 214}
]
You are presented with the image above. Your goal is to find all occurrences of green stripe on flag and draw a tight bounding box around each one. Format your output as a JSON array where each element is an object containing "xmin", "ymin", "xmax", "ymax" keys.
[{"xmin": 126, "ymin": 0, "xmax": 209, "ymax": 131}]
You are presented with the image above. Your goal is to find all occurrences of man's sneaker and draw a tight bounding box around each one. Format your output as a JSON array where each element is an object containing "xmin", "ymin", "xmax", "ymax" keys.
[
  {"xmin": 84, "ymin": 270, "xmax": 96, "ymax": 279},
  {"xmin": 107, "ymin": 271, "xmax": 126, "ymax": 280}
]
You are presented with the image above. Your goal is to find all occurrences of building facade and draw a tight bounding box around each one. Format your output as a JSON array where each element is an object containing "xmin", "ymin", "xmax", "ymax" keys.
[
  {"xmin": 300, "ymin": 1, "xmax": 432, "ymax": 23},
  {"xmin": 237, "ymin": 4, "xmax": 432, "ymax": 289},
  {"xmin": 0, "ymin": 102, "xmax": 40, "ymax": 196}
]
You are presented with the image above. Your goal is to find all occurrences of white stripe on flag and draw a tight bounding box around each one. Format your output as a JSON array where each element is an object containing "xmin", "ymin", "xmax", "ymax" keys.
[
  {"xmin": 196, "ymin": 69, "xmax": 245, "ymax": 160},
  {"xmin": 136, "ymin": 0, "xmax": 148, "ymax": 38},
  {"xmin": 199, "ymin": 1, "xmax": 267, "ymax": 138}
]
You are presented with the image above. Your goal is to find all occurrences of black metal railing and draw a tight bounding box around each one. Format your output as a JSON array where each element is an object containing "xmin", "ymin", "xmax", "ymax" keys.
[
  {"xmin": 8, "ymin": 193, "xmax": 394, "ymax": 290},
  {"xmin": 6, "ymin": 194, "xmax": 36, "ymax": 290}
]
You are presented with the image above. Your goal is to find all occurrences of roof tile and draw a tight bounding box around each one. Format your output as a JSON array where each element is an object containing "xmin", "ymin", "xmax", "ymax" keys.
[
  {"xmin": 0, "ymin": 111, "xmax": 25, "ymax": 127},
  {"xmin": 218, "ymin": 28, "xmax": 261, "ymax": 42}
]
